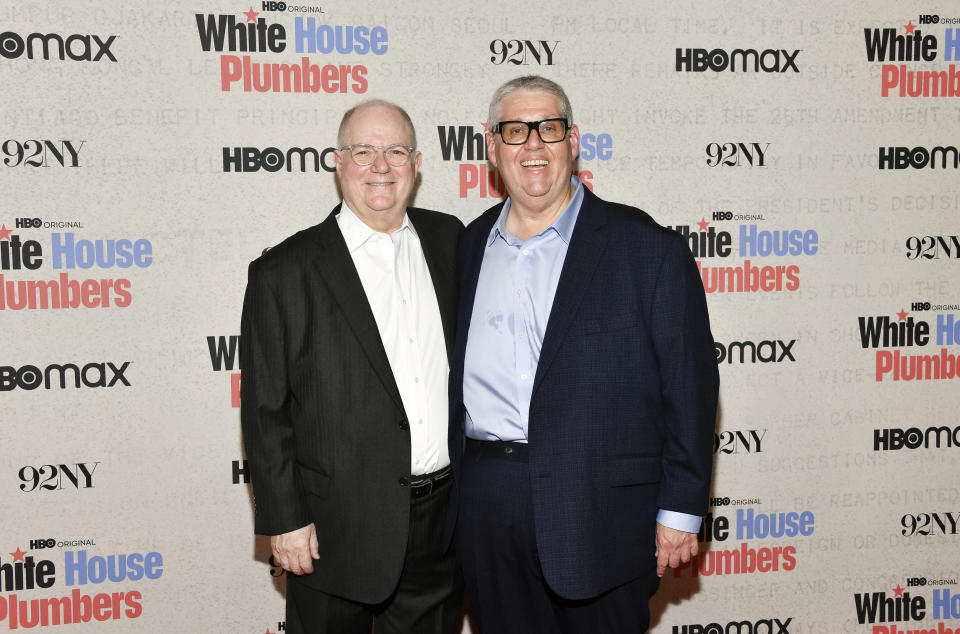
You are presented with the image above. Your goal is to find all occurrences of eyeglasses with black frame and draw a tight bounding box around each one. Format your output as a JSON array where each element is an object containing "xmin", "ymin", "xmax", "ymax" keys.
[
  {"xmin": 339, "ymin": 144, "xmax": 416, "ymax": 166},
  {"xmin": 494, "ymin": 118, "xmax": 569, "ymax": 145}
]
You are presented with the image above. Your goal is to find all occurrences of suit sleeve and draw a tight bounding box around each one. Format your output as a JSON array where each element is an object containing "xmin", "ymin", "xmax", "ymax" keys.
[
  {"xmin": 240, "ymin": 260, "xmax": 314, "ymax": 535},
  {"xmin": 649, "ymin": 235, "xmax": 719, "ymax": 517}
]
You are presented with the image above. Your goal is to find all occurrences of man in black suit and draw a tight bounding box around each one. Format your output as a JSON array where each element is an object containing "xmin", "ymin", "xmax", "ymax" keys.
[
  {"xmin": 241, "ymin": 99, "xmax": 463, "ymax": 634},
  {"xmin": 447, "ymin": 76, "xmax": 719, "ymax": 633}
]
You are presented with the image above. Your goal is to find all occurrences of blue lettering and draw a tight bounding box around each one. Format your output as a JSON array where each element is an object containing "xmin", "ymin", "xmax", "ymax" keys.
[
  {"xmin": 114, "ymin": 239, "xmax": 132, "ymax": 268},
  {"xmin": 133, "ymin": 239, "xmax": 153, "ymax": 267},
  {"xmin": 144, "ymin": 552, "xmax": 164, "ymax": 579},
  {"xmin": 63, "ymin": 550, "xmax": 86, "ymax": 586},
  {"xmin": 580, "ymin": 133, "xmax": 596, "ymax": 160},
  {"xmin": 354, "ymin": 25, "xmax": 370, "ymax": 54},
  {"xmin": 370, "ymin": 26, "xmax": 388, "ymax": 55},
  {"xmin": 88, "ymin": 555, "xmax": 106, "ymax": 583},
  {"xmin": 126, "ymin": 552, "xmax": 144, "ymax": 580},
  {"xmin": 294, "ymin": 17, "xmax": 316, "ymax": 53},
  {"xmin": 737, "ymin": 507, "xmax": 753, "ymax": 540},
  {"xmin": 739, "ymin": 225, "xmax": 819, "ymax": 257},
  {"xmin": 737, "ymin": 508, "xmax": 815, "ymax": 540},
  {"xmin": 49, "ymin": 234, "xmax": 152, "ymax": 269},
  {"xmin": 294, "ymin": 19, "xmax": 388, "ymax": 55},
  {"xmin": 62, "ymin": 550, "xmax": 162, "ymax": 585},
  {"xmin": 596, "ymin": 133, "xmax": 613, "ymax": 160},
  {"xmin": 937, "ymin": 314, "xmax": 959, "ymax": 346},
  {"xmin": 577, "ymin": 133, "xmax": 614, "ymax": 161},
  {"xmin": 51, "ymin": 233, "xmax": 74, "ymax": 269},
  {"xmin": 933, "ymin": 588, "xmax": 960, "ymax": 619},
  {"xmin": 945, "ymin": 28, "xmax": 960, "ymax": 62}
]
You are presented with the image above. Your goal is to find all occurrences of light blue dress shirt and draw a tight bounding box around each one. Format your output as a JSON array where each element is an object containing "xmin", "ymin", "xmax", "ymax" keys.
[{"xmin": 462, "ymin": 175, "xmax": 701, "ymax": 533}]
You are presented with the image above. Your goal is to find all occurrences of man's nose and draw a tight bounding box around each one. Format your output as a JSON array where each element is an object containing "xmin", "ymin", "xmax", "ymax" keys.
[
  {"xmin": 370, "ymin": 148, "xmax": 392, "ymax": 172},
  {"xmin": 524, "ymin": 126, "xmax": 546, "ymax": 148}
]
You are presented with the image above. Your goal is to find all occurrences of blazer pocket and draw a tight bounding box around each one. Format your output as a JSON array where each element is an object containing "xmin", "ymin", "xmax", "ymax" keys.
[
  {"xmin": 582, "ymin": 311, "xmax": 637, "ymax": 334},
  {"xmin": 297, "ymin": 463, "xmax": 331, "ymax": 499},
  {"xmin": 607, "ymin": 455, "xmax": 661, "ymax": 487}
]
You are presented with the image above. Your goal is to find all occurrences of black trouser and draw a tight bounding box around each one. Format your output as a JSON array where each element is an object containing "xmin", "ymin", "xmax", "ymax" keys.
[
  {"xmin": 455, "ymin": 439, "xmax": 659, "ymax": 634},
  {"xmin": 286, "ymin": 476, "xmax": 463, "ymax": 634}
]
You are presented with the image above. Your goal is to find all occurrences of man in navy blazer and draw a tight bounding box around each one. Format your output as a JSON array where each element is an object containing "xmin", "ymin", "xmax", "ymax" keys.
[{"xmin": 446, "ymin": 76, "xmax": 719, "ymax": 632}]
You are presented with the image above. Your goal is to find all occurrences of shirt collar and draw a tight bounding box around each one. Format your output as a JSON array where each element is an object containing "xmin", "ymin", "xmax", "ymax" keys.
[
  {"xmin": 488, "ymin": 175, "xmax": 584, "ymax": 247},
  {"xmin": 337, "ymin": 201, "xmax": 413, "ymax": 252}
]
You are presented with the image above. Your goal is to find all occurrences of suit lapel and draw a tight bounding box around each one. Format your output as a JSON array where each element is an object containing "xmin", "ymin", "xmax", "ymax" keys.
[
  {"xmin": 312, "ymin": 207, "xmax": 404, "ymax": 412},
  {"xmin": 531, "ymin": 189, "xmax": 610, "ymax": 398},
  {"xmin": 409, "ymin": 209, "xmax": 456, "ymax": 363}
]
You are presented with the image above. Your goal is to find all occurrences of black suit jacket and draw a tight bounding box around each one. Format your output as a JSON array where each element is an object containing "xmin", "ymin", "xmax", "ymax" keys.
[
  {"xmin": 447, "ymin": 187, "xmax": 719, "ymax": 600},
  {"xmin": 241, "ymin": 205, "xmax": 462, "ymax": 603}
]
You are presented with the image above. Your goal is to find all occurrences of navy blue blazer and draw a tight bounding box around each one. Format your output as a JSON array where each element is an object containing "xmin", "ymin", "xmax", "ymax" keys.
[{"xmin": 447, "ymin": 187, "xmax": 719, "ymax": 600}]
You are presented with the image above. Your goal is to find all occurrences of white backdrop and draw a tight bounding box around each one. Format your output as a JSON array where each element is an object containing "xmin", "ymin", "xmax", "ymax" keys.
[{"xmin": 2, "ymin": 1, "xmax": 959, "ymax": 632}]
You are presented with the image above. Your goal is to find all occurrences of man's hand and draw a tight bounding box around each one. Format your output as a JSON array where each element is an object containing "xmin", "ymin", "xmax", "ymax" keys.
[
  {"xmin": 271, "ymin": 523, "xmax": 319, "ymax": 575},
  {"xmin": 655, "ymin": 522, "xmax": 699, "ymax": 577}
]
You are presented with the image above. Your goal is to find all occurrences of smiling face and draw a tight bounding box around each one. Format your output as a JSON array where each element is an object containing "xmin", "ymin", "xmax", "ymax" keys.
[
  {"xmin": 487, "ymin": 88, "xmax": 579, "ymax": 217},
  {"xmin": 335, "ymin": 103, "xmax": 421, "ymax": 231}
]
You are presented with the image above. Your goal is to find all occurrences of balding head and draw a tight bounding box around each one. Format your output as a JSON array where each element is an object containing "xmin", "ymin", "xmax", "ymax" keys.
[{"xmin": 337, "ymin": 99, "xmax": 417, "ymax": 149}]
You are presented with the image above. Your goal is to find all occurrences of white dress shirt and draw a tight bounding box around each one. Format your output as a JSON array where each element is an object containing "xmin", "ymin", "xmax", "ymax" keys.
[{"xmin": 337, "ymin": 203, "xmax": 449, "ymax": 475}]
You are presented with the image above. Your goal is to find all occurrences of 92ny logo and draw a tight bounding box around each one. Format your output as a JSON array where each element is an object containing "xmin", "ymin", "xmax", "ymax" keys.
[
  {"xmin": 901, "ymin": 512, "xmax": 960, "ymax": 536},
  {"xmin": 2, "ymin": 140, "xmax": 85, "ymax": 167},
  {"xmin": 706, "ymin": 142, "xmax": 770, "ymax": 167},
  {"xmin": 489, "ymin": 39, "xmax": 559, "ymax": 65},
  {"xmin": 905, "ymin": 235, "xmax": 960, "ymax": 259},
  {"xmin": 19, "ymin": 462, "xmax": 99, "ymax": 491}
]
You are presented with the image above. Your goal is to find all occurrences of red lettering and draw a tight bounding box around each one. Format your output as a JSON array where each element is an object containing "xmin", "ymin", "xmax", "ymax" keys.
[
  {"xmin": 113, "ymin": 279, "xmax": 132, "ymax": 307},
  {"xmin": 81, "ymin": 279, "xmax": 100, "ymax": 308},
  {"xmin": 124, "ymin": 590, "xmax": 143, "ymax": 618},
  {"xmin": 220, "ymin": 55, "xmax": 242, "ymax": 91},
  {"xmin": 459, "ymin": 164, "xmax": 479, "ymax": 198},
  {"xmin": 231, "ymin": 373, "xmax": 242, "ymax": 408},
  {"xmin": 352, "ymin": 65, "xmax": 368, "ymax": 93},
  {"xmin": 575, "ymin": 170, "xmax": 593, "ymax": 191},
  {"xmin": 781, "ymin": 545, "xmax": 797, "ymax": 570}
]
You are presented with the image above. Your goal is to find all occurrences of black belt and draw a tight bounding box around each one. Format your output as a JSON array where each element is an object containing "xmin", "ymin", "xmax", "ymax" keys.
[{"xmin": 404, "ymin": 466, "xmax": 452, "ymax": 499}]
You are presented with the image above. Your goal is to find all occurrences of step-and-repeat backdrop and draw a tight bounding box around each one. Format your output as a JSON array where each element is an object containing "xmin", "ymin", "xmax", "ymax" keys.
[{"xmin": 3, "ymin": 1, "xmax": 959, "ymax": 632}]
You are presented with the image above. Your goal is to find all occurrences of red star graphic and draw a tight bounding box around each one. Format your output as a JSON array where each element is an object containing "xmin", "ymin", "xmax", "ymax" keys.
[
  {"xmin": 10, "ymin": 547, "xmax": 26, "ymax": 562},
  {"xmin": 244, "ymin": 7, "xmax": 259, "ymax": 22},
  {"xmin": 0, "ymin": 224, "xmax": 11, "ymax": 240},
  {"xmin": 481, "ymin": 121, "xmax": 489, "ymax": 132},
  {"xmin": 896, "ymin": 308, "xmax": 908, "ymax": 321},
  {"xmin": 893, "ymin": 584, "xmax": 904, "ymax": 597},
  {"xmin": 696, "ymin": 218, "xmax": 710, "ymax": 232},
  {"xmin": 264, "ymin": 629, "xmax": 275, "ymax": 634},
  {"xmin": 904, "ymin": 20, "xmax": 916, "ymax": 34}
]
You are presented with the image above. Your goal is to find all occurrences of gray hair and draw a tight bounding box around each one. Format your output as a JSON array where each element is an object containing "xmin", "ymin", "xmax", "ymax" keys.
[
  {"xmin": 487, "ymin": 75, "xmax": 573, "ymax": 131},
  {"xmin": 337, "ymin": 99, "xmax": 417, "ymax": 148}
]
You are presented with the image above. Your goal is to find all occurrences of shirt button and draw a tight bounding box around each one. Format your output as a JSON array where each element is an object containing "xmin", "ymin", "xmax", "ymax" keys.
[
  {"xmin": 402, "ymin": 299, "xmax": 407, "ymax": 304},
  {"xmin": 521, "ymin": 374, "xmax": 527, "ymax": 380},
  {"xmin": 408, "ymin": 338, "xmax": 414, "ymax": 343},
  {"xmin": 516, "ymin": 289, "xmax": 522, "ymax": 295},
  {"xmin": 418, "ymin": 418, "xmax": 423, "ymax": 425},
  {"xmin": 414, "ymin": 377, "xmax": 420, "ymax": 383},
  {"xmin": 522, "ymin": 249, "xmax": 530, "ymax": 256}
]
